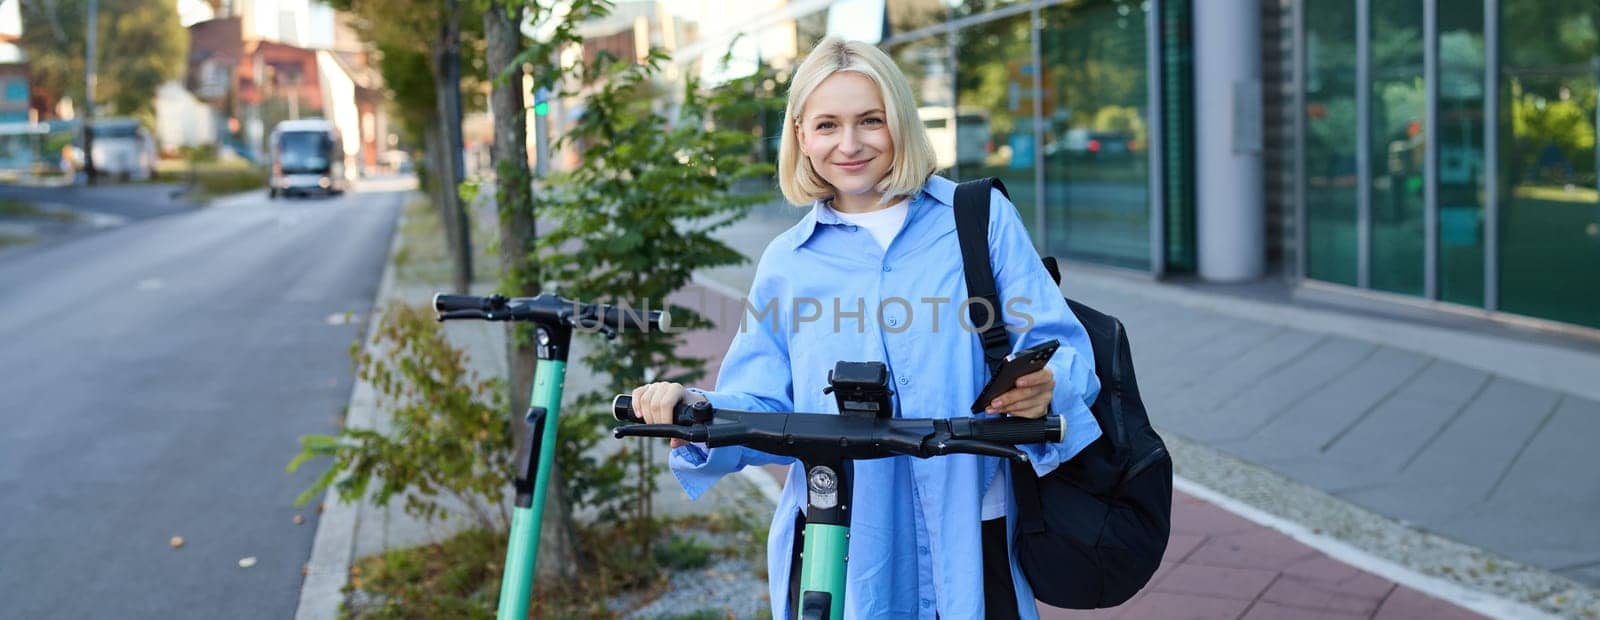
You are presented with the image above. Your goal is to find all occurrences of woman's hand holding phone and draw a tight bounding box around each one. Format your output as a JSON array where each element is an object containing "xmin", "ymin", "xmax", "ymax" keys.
[{"xmin": 984, "ymin": 367, "xmax": 1054, "ymax": 418}]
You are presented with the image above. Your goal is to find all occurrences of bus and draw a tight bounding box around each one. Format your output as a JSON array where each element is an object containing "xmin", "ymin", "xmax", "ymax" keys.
[{"xmin": 268, "ymin": 119, "xmax": 346, "ymax": 198}]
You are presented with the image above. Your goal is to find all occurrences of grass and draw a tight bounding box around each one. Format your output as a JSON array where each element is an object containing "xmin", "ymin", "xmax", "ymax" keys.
[
  {"xmin": 344, "ymin": 496, "xmax": 773, "ymax": 620},
  {"xmin": 154, "ymin": 159, "xmax": 268, "ymax": 200},
  {"xmin": 0, "ymin": 232, "xmax": 38, "ymax": 248},
  {"xmin": 392, "ymin": 195, "xmax": 501, "ymax": 287},
  {"xmin": 346, "ymin": 527, "xmax": 502, "ymax": 619},
  {"xmin": 0, "ymin": 199, "xmax": 80, "ymax": 222}
]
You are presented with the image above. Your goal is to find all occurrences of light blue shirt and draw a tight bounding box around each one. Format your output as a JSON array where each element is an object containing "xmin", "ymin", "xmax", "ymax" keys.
[{"xmin": 671, "ymin": 175, "xmax": 1102, "ymax": 619}]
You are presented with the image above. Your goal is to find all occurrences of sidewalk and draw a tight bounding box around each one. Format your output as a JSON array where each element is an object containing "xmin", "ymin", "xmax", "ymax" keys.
[{"xmin": 691, "ymin": 199, "xmax": 1600, "ymax": 618}]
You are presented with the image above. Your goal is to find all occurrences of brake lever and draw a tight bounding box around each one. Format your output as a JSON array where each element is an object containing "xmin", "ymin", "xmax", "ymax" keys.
[
  {"xmin": 932, "ymin": 439, "xmax": 1030, "ymax": 463},
  {"xmin": 613, "ymin": 424, "xmax": 707, "ymax": 443}
]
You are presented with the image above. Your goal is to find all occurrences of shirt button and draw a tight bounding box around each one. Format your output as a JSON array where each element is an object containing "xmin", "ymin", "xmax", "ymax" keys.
[
  {"xmin": 918, "ymin": 545, "xmax": 928, "ymax": 554},
  {"xmin": 886, "ymin": 317, "xmax": 899, "ymax": 326},
  {"xmin": 882, "ymin": 264, "xmax": 892, "ymax": 272},
  {"xmin": 898, "ymin": 376, "xmax": 910, "ymax": 386},
  {"xmin": 920, "ymin": 599, "xmax": 931, "ymax": 609}
]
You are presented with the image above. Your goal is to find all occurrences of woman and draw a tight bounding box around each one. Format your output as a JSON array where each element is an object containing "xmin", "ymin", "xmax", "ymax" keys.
[{"xmin": 630, "ymin": 37, "xmax": 1101, "ymax": 619}]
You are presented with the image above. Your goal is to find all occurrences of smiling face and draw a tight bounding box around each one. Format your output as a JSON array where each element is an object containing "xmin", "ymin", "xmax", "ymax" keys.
[{"xmin": 796, "ymin": 71, "xmax": 896, "ymax": 213}]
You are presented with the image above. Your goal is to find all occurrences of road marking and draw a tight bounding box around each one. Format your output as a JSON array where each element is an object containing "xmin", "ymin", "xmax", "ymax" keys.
[{"xmin": 325, "ymin": 312, "xmax": 363, "ymax": 326}]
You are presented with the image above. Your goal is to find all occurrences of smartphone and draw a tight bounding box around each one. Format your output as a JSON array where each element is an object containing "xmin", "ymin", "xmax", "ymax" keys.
[{"xmin": 970, "ymin": 339, "xmax": 1060, "ymax": 413}]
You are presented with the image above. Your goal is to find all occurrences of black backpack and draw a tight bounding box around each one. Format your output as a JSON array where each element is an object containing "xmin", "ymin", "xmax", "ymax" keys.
[{"xmin": 953, "ymin": 177, "xmax": 1172, "ymax": 609}]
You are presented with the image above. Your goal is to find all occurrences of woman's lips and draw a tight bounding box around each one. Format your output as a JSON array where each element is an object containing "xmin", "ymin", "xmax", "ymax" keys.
[{"xmin": 834, "ymin": 159, "xmax": 870, "ymax": 172}]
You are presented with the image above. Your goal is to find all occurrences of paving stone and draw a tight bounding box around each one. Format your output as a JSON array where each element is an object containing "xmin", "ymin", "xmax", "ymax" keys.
[
  {"xmin": 1154, "ymin": 563, "xmax": 1278, "ymax": 601},
  {"xmin": 1333, "ymin": 377, "xmax": 1564, "ymax": 525},
  {"xmin": 1172, "ymin": 499, "xmax": 1261, "ymax": 537},
  {"xmin": 1259, "ymin": 575, "xmax": 1389, "ymax": 615},
  {"xmin": 1559, "ymin": 563, "xmax": 1600, "ymax": 588},
  {"xmin": 1432, "ymin": 502, "xmax": 1600, "ymax": 579},
  {"xmin": 1229, "ymin": 346, "xmax": 1432, "ymax": 463},
  {"xmin": 1144, "ymin": 322, "xmax": 1286, "ymax": 398},
  {"xmin": 1317, "ymin": 367, "xmax": 1487, "ymax": 486},
  {"xmin": 1156, "ymin": 329, "xmax": 1326, "ymax": 432},
  {"xmin": 1388, "ymin": 359, "xmax": 1491, "ymax": 404},
  {"xmin": 1186, "ymin": 528, "xmax": 1322, "ymax": 572},
  {"xmin": 1239, "ymin": 600, "xmax": 1368, "ymax": 620},
  {"xmin": 1481, "ymin": 395, "xmax": 1600, "ymax": 505},
  {"xmin": 1372, "ymin": 586, "xmax": 1487, "ymax": 619},
  {"xmin": 1279, "ymin": 554, "xmax": 1397, "ymax": 600},
  {"xmin": 1185, "ymin": 337, "xmax": 1377, "ymax": 442},
  {"xmin": 1111, "ymin": 590, "xmax": 1253, "ymax": 620},
  {"xmin": 1163, "ymin": 533, "xmax": 1208, "ymax": 564}
]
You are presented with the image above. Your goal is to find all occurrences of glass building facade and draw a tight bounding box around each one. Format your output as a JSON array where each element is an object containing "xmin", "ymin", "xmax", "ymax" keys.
[
  {"xmin": 1297, "ymin": 0, "xmax": 1598, "ymax": 329},
  {"xmin": 660, "ymin": 0, "xmax": 1597, "ymax": 330}
]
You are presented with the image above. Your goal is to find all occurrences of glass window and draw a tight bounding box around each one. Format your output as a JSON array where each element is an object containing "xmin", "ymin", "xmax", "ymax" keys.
[
  {"xmin": 1368, "ymin": 1, "xmax": 1426, "ymax": 296},
  {"xmin": 1497, "ymin": 0, "xmax": 1600, "ymax": 328},
  {"xmin": 1304, "ymin": 0, "xmax": 1359, "ymax": 286},
  {"xmin": 1437, "ymin": 5, "xmax": 1486, "ymax": 306},
  {"xmin": 1041, "ymin": 0, "xmax": 1152, "ymax": 270},
  {"xmin": 955, "ymin": 14, "xmax": 1038, "ymax": 233},
  {"xmin": 890, "ymin": 35, "xmax": 954, "ymax": 176},
  {"xmin": 1162, "ymin": 0, "xmax": 1196, "ymax": 273}
]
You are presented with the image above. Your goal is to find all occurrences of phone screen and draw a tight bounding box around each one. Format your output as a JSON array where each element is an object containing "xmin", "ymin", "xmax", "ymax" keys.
[{"xmin": 970, "ymin": 339, "xmax": 1060, "ymax": 413}]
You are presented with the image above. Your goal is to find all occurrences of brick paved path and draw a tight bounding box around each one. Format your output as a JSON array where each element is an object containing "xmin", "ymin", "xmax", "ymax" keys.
[{"xmin": 1041, "ymin": 491, "xmax": 1482, "ymax": 619}]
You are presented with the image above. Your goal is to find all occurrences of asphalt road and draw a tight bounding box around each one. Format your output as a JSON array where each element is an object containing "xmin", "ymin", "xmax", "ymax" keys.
[{"xmin": 0, "ymin": 183, "xmax": 403, "ymax": 618}]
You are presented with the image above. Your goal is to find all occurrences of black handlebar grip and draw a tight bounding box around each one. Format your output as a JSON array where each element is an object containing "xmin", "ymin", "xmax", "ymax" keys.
[
  {"xmin": 597, "ymin": 305, "xmax": 668, "ymax": 332},
  {"xmin": 434, "ymin": 293, "xmax": 488, "ymax": 313},
  {"xmin": 612, "ymin": 394, "xmax": 640, "ymax": 422},
  {"xmin": 962, "ymin": 415, "xmax": 1066, "ymax": 445},
  {"xmin": 611, "ymin": 394, "xmax": 706, "ymax": 425}
]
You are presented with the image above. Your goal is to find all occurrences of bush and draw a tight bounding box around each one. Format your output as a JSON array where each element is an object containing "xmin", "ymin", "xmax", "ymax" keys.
[{"xmin": 288, "ymin": 302, "xmax": 512, "ymax": 531}]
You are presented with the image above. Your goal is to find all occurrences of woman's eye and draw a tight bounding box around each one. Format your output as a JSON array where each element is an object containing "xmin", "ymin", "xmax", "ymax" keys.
[
  {"xmin": 815, "ymin": 121, "xmax": 837, "ymax": 131},
  {"xmin": 863, "ymin": 117, "xmax": 884, "ymax": 126}
]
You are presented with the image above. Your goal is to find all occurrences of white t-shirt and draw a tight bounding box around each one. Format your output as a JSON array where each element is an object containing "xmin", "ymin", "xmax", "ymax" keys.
[
  {"xmin": 830, "ymin": 200, "xmax": 909, "ymax": 251},
  {"xmin": 831, "ymin": 199, "xmax": 1008, "ymax": 521}
]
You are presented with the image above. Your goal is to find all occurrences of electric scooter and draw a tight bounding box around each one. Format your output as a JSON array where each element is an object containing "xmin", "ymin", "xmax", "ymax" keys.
[
  {"xmin": 434, "ymin": 293, "xmax": 666, "ymax": 620},
  {"xmin": 610, "ymin": 361, "xmax": 1063, "ymax": 620}
]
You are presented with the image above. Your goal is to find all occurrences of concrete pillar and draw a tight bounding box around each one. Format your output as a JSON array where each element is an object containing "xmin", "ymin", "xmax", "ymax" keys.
[{"xmin": 1193, "ymin": 1, "xmax": 1264, "ymax": 282}]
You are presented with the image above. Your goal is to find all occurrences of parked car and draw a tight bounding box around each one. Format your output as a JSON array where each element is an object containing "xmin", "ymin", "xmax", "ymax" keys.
[
  {"xmin": 66, "ymin": 118, "xmax": 157, "ymax": 181},
  {"xmin": 1047, "ymin": 128, "xmax": 1138, "ymax": 161},
  {"xmin": 268, "ymin": 119, "xmax": 346, "ymax": 198}
]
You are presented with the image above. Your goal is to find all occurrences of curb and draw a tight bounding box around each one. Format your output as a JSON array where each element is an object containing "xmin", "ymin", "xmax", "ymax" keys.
[{"xmin": 293, "ymin": 195, "xmax": 404, "ymax": 620}]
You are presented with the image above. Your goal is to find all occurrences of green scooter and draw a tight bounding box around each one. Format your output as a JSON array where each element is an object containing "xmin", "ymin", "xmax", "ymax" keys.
[
  {"xmin": 610, "ymin": 361, "xmax": 1063, "ymax": 620},
  {"xmin": 434, "ymin": 293, "xmax": 665, "ymax": 620}
]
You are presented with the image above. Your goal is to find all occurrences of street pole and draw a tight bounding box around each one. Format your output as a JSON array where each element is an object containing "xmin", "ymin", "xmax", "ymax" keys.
[
  {"xmin": 83, "ymin": 0, "xmax": 98, "ymax": 185},
  {"xmin": 533, "ymin": 88, "xmax": 549, "ymax": 178}
]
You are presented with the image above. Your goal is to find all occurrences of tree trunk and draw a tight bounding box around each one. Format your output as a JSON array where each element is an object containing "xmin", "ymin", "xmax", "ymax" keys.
[
  {"xmin": 426, "ymin": 122, "xmax": 460, "ymax": 280},
  {"xmin": 432, "ymin": 1, "xmax": 472, "ymax": 294},
  {"xmin": 485, "ymin": 0, "xmax": 577, "ymax": 583}
]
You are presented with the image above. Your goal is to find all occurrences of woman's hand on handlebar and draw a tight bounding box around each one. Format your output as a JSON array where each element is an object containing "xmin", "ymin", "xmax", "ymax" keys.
[{"xmin": 628, "ymin": 382, "xmax": 706, "ymax": 448}]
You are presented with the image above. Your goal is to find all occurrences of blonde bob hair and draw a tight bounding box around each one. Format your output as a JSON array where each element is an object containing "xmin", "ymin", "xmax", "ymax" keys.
[{"xmin": 778, "ymin": 37, "xmax": 938, "ymax": 206}]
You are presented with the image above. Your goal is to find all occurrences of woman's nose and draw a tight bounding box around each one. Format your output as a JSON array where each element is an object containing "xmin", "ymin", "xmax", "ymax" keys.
[{"xmin": 839, "ymin": 127, "xmax": 862, "ymax": 154}]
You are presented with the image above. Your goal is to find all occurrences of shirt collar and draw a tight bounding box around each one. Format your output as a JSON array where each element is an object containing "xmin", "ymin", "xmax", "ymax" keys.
[{"xmin": 787, "ymin": 175, "xmax": 953, "ymax": 251}]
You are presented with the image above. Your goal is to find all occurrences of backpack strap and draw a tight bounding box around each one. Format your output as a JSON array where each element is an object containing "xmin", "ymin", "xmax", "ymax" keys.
[
  {"xmin": 951, "ymin": 177, "xmax": 1047, "ymax": 536},
  {"xmin": 953, "ymin": 178, "xmax": 1011, "ymax": 376}
]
